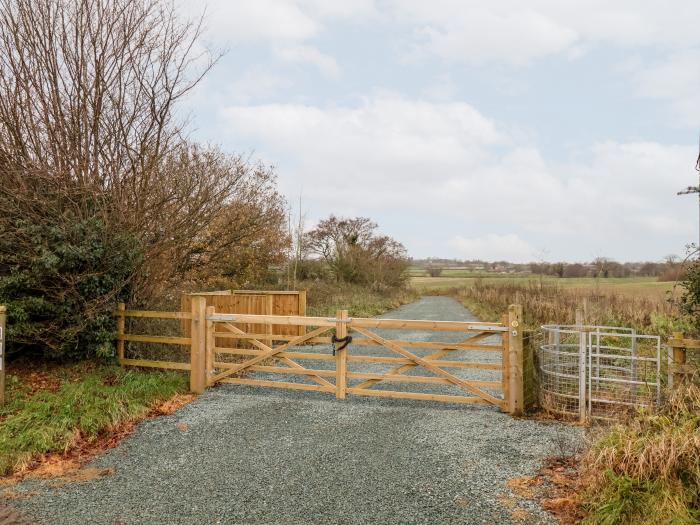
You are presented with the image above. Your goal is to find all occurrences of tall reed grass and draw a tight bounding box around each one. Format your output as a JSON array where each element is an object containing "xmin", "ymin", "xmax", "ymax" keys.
[
  {"xmin": 451, "ymin": 279, "xmax": 689, "ymax": 337},
  {"xmin": 581, "ymin": 385, "xmax": 700, "ymax": 524}
]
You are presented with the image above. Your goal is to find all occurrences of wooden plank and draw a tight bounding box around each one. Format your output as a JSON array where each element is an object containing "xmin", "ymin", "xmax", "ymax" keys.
[
  {"xmin": 346, "ymin": 388, "xmax": 491, "ymax": 405},
  {"xmin": 670, "ymin": 332, "xmax": 687, "ymax": 387},
  {"xmin": 116, "ymin": 303, "xmax": 125, "ymax": 361},
  {"xmin": 501, "ymin": 313, "xmax": 510, "ymax": 410},
  {"xmin": 119, "ymin": 358, "xmax": 191, "ymax": 371},
  {"xmin": 336, "ymin": 309, "xmax": 348, "ymax": 399},
  {"xmin": 213, "ymin": 348, "xmax": 502, "ymax": 369},
  {"xmin": 668, "ymin": 337, "xmax": 700, "ymax": 349},
  {"xmin": 116, "ymin": 310, "xmax": 193, "ymax": 320},
  {"xmin": 213, "ymin": 364, "xmax": 336, "ymax": 377},
  {"xmin": 118, "ymin": 334, "xmax": 191, "ymax": 346},
  {"xmin": 508, "ymin": 304, "xmax": 524, "ymax": 416},
  {"xmin": 213, "ymin": 332, "xmax": 333, "ymax": 344},
  {"xmin": 207, "ymin": 313, "xmax": 506, "ymax": 333},
  {"xmin": 352, "ymin": 326, "xmax": 504, "ymax": 407},
  {"xmin": 353, "ymin": 331, "xmax": 497, "ymax": 390},
  {"xmin": 209, "ymin": 325, "xmax": 331, "ymax": 383},
  {"xmin": 215, "ymin": 348, "xmax": 337, "ymax": 361},
  {"xmin": 264, "ymin": 294, "xmax": 273, "ymax": 348},
  {"xmin": 213, "ymin": 333, "xmax": 503, "ymax": 352},
  {"xmin": 232, "ymin": 290, "xmax": 301, "ymax": 295},
  {"xmin": 205, "ymin": 306, "xmax": 215, "ymax": 386},
  {"xmin": 219, "ymin": 377, "xmax": 335, "ymax": 393},
  {"xmin": 347, "ymin": 372, "xmax": 501, "ymax": 388},
  {"xmin": 298, "ymin": 290, "xmax": 307, "ymax": 337},
  {"xmin": 190, "ymin": 296, "xmax": 207, "ymax": 394}
]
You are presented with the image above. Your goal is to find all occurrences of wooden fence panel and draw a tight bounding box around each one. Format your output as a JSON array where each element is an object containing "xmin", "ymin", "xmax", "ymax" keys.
[{"xmin": 181, "ymin": 290, "xmax": 306, "ymax": 340}]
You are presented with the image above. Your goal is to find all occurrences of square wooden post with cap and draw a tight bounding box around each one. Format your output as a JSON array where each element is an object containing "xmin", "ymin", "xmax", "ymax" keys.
[
  {"xmin": 335, "ymin": 309, "xmax": 349, "ymax": 399},
  {"xmin": 507, "ymin": 304, "xmax": 524, "ymax": 416}
]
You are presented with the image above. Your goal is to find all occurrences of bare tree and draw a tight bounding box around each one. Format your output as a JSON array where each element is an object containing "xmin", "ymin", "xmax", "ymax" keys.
[
  {"xmin": 0, "ymin": 0, "xmax": 293, "ymax": 356},
  {"xmin": 306, "ymin": 216, "xmax": 408, "ymax": 288}
]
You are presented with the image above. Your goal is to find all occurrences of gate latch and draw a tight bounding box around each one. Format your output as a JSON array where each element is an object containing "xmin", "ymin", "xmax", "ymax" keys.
[{"xmin": 331, "ymin": 335, "xmax": 352, "ymax": 356}]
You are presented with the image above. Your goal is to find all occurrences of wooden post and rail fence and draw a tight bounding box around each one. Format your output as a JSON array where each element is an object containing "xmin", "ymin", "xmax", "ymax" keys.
[
  {"xmin": 668, "ymin": 332, "xmax": 700, "ymax": 386},
  {"xmin": 115, "ymin": 299, "xmax": 527, "ymax": 415},
  {"xmin": 1, "ymin": 299, "xmax": 697, "ymax": 412}
]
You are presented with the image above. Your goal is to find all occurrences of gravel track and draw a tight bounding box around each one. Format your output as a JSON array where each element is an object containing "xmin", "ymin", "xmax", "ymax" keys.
[{"xmin": 10, "ymin": 296, "xmax": 582, "ymax": 524}]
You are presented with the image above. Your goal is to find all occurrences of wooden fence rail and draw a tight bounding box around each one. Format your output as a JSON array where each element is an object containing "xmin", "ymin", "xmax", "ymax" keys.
[
  {"xmin": 115, "ymin": 299, "xmax": 526, "ymax": 415},
  {"xmin": 668, "ymin": 332, "xmax": 700, "ymax": 386}
]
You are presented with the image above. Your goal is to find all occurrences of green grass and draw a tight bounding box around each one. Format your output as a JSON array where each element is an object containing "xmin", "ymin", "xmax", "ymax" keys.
[
  {"xmin": 302, "ymin": 281, "xmax": 417, "ymax": 318},
  {"xmin": 411, "ymin": 274, "xmax": 675, "ymax": 298},
  {"xmin": 0, "ymin": 364, "xmax": 188, "ymax": 475},
  {"xmin": 581, "ymin": 386, "xmax": 700, "ymax": 524}
]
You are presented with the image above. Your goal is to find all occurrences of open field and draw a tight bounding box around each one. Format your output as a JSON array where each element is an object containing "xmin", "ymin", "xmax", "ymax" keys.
[
  {"xmin": 410, "ymin": 274, "xmax": 691, "ymax": 337},
  {"xmin": 411, "ymin": 274, "xmax": 677, "ymax": 300}
]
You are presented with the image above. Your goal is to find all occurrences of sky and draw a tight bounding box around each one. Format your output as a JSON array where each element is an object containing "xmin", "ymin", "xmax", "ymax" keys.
[{"xmin": 180, "ymin": 0, "xmax": 700, "ymax": 263}]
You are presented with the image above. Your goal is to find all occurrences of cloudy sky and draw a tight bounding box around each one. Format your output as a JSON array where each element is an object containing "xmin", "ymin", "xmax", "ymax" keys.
[{"xmin": 181, "ymin": 0, "xmax": 700, "ymax": 263}]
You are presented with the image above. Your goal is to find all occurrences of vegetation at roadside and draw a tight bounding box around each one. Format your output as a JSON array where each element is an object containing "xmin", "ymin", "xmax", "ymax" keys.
[
  {"xmin": 0, "ymin": 364, "xmax": 188, "ymax": 476},
  {"xmin": 304, "ymin": 281, "xmax": 416, "ymax": 318},
  {"xmin": 0, "ymin": 0, "xmax": 411, "ymax": 364},
  {"xmin": 419, "ymin": 277, "xmax": 688, "ymax": 337},
  {"xmin": 580, "ymin": 385, "xmax": 700, "ymax": 525}
]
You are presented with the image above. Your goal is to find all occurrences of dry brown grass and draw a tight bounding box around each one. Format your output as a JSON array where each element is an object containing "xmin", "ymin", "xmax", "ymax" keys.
[
  {"xmin": 446, "ymin": 279, "xmax": 688, "ymax": 337},
  {"xmin": 580, "ymin": 385, "xmax": 700, "ymax": 524}
]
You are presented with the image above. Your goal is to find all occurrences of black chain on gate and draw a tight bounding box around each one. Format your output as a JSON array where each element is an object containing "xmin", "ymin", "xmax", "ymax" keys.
[{"xmin": 331, "ymin": 334, "xmax": 352, "ymax": 356}]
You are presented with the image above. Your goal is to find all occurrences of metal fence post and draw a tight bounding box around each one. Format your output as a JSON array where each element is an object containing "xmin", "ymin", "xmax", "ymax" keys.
[{"xmin": 575, "ymin": 309, "xmax": 587, "ymax": 422}]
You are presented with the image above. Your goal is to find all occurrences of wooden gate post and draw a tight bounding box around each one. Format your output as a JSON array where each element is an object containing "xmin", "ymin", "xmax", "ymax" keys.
[
  {"xmin": 670, "ymin": 331, "xmax": 687, "ymax": 388},
  {"xmin": 0, "ymin": 305, "xmax": 6, "ymax": 405},
  {"xmin": 507, "ymin": 304, "xmax": 524, "ymax": 416},
  {"xmin": 190, "ymin": 296, "xmax": 207, "ymax": 394},
  {"xmin": 116, "ymin": 302, "xmax": 125, "ymax": 363},
  {"xmin": 501, "ymin": 313, "xmax": 510, "ymax": 410},
  {"xmin": 335, "ymin": 309, "xmax": 349, "ymax": 399},
  {"xmin": 205, "ymin": 306, "xmax": 215, "ymax": 386}
]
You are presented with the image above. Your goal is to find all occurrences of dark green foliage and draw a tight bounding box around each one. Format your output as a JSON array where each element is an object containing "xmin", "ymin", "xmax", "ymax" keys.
[
  {"xmin": 679, "ymin": 259, "xmax": 700, "ymax": 331},
  {"xmin": 0, "ymin": 215, "xmax": 143, "ymax": 359}
]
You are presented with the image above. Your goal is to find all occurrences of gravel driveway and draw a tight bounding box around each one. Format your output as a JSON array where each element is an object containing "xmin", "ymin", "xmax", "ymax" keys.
[{"xmin": 10, "ymin": 297, "xmax": 582, "ymax": 524}]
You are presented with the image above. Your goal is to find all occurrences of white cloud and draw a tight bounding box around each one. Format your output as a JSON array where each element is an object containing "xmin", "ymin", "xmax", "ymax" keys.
[
  {"xmin": 226, "ymin": 67, "xmax": 292, "ymax": 104},
  {"xmin": 274, "ymin": 45, "xmax": 340, "ymax": 78},
  {"xmin": 386, "ymin": 0, "xmax": 700, "ymax": 65},
  {"xmin": 185, "ymin": 0, "xmax": 375, "ymax": 45},
  {"xmin": 632, "ymin": 51, "xmax": 700, "ymax": 126},
  {"xmin": 221, "ymin": 95, "xmax": 697, "ymax": 260},
  {"xmin": 450, "ymin": 234, "xmax": 536, "ymax": 263},
  {"xmin": 191, "ymin": 0, "xmax": 318, "ymax": 43}
]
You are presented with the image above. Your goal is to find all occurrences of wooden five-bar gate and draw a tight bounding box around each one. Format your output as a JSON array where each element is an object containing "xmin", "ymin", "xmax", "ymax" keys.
[{"xmin": 116, "ymin": 298, "xmax": 525, "ymax": 415}]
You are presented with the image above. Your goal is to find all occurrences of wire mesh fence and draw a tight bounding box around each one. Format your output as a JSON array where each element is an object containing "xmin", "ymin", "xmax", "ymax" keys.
[{"xmin": 539, "ymin": 324, "xmax": 661, "ymax": 420}]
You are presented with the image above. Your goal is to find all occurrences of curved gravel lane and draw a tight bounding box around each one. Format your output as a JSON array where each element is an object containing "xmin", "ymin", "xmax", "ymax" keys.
[{"xmin": 11, "ymin": 296, "xmax": 582, "ymax": 524}]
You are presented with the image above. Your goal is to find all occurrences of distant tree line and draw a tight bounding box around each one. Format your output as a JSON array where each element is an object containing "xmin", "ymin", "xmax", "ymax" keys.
[{"xmin": 415, "ymin": 256, "xmax": 686, "ymax": 281}]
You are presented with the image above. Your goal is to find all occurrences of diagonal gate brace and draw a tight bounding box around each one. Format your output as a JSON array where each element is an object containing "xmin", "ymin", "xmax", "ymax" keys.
[
  {"xmin": 352, "ymin": 326, "xmax": 505, "ymax": 408},
  {"xmin": 210, "ymin": 325, "xmax": 332, "ymax": 385}
]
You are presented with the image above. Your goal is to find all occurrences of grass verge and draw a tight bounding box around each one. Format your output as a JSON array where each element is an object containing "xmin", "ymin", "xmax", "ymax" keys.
[
  {"xmin": 580, "ymin": 385, "xmax": 700, "ymax": 524},
  {"xmin": 303, "ymin": 281, "xmax": 418, "ymax": 318},
  {"xmin": 0, "ymin": 363, "xmax": 189, "ymax": 476}
]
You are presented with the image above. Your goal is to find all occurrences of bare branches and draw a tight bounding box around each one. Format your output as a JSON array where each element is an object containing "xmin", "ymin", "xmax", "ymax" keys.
[
  {"xmin": 0, "ymin": 0, "xmax": 219, "ymax": 189},
  {"xmin": 305, "ymin": 216, "xmax": 409, "ymax": 288}
]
